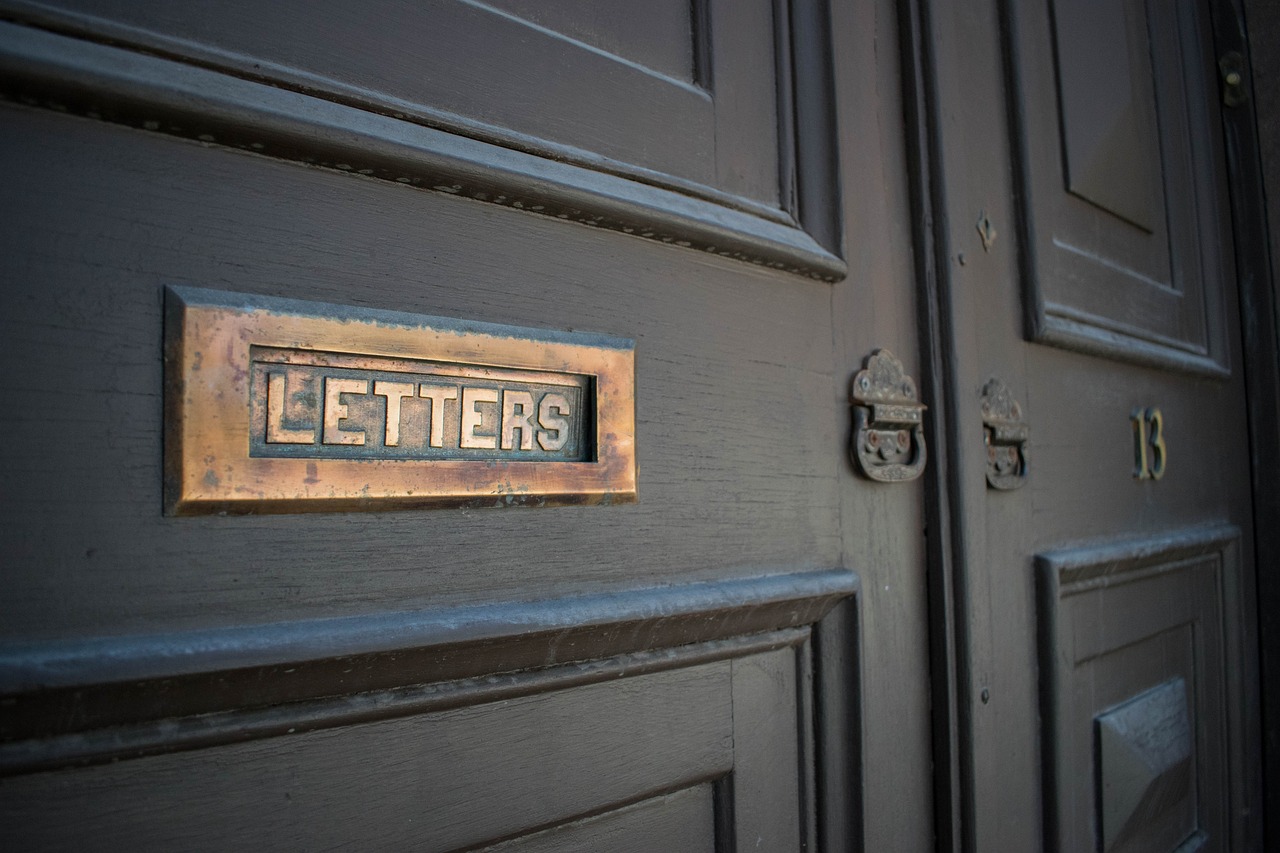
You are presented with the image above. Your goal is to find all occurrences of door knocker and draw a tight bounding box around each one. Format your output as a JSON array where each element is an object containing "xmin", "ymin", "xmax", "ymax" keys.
[
  {"xmin": 981, "ymin": 378, "xmax": 1029, "ymax": 490},
  {"xmin": 850, "ymin": 349, "xmax": 927, "ymax": 482}
]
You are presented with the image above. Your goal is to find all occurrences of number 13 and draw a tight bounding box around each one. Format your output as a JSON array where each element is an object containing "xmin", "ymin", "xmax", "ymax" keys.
[{"xmin": 1132, "ymin": 407, "xmax": 1166, "ymax": 480}]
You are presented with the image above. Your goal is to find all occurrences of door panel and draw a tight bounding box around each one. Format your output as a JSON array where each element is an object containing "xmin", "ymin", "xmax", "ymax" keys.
[
  {"xmin": 0, "ymin": 1, "xmax": 937, "ymax": 850},
  {"xmin": 921, "ymin": 0, "xmax": 1263, "ymax": 849},
  {"xmin": 4, "ymin": 659, "xmax": 735, "ymax": 851},
  {"xmin": 1007, "ymin": 0, "xmax": 1228, "ymax": 375},
  {"xmin": 0, "ymin": 0, "xmax": 837, "ymax": 269},
  {"xmin": 1039, "ymin": 528, "xmax": 1243, "ymax": 852},
  {"xmin": 2, "ymin": 644, "xmax": 814, "ymax": 852},
  {"xmin": 478, "ymin": 784, "xmax": 718, "ymax": 853},
  {"xmin": 0, "ymin": 103, "xmax": 840, "ymax": 640},
  {"xmin": 2, "ymin": 0, "xmax": 727, "ymax": 188},
  {"xmin": 8, "ymin": 0, "xmax": 1255, "ymax": 848}
]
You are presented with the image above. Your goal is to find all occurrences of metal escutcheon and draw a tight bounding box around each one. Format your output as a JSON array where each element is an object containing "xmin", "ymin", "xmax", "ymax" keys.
[
  {"xmin": 850, "ymin": 349, "xmax": 927, "ymax": 483},
  {"xmin": 981, "ymin": 378, "xmax": 1029, "ymax": 490}
]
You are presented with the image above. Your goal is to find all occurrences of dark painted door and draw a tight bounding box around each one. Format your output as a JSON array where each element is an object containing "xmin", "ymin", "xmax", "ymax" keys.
[
  {"xmin": 0, "ymin": 2, "xmax": 936, "ymax": 851},
  {"xmin": 916, "ymin": 0, "xmax": 1264, "ymax": 850},
  {"xmin": 1, "ymin": 1, "xmax": 1266, "ymax": 851}
]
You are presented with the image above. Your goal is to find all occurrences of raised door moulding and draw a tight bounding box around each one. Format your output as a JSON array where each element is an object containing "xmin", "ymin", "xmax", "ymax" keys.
[
  {"xmin": 0, "ymin": 2, "xmax": 845, "ymax": 281},
  {"xmin": 1002, "ymin": 0, "xmax": 1231, "ymax": 376},
  {"xmin": 0, "ymin": 568, "xmax": 858, "ymax": 775},
  {"xmin": 163, "ymin": 286, "xmax": 637, "ymax": 514},
  {"xmin": 1036, "ymin": 525, "xmax": 1252, "ymax": 851}
]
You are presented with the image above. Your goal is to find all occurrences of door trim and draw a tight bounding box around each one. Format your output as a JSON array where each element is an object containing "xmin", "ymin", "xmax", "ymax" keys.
[
  {"xmin": 0, "ymin": 15, "xmax": 847, "ymax": 280},
  {"xmin": 0, "ymin": 568, "xmax": 857, "ymax": 776},
  {"xmin": 1209, "ymin": 0, "xmax": 1280, "ymax": 846}
]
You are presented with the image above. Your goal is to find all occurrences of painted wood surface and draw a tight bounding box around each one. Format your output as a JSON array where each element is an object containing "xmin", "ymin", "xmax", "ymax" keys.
[
  {"xmin": 913, "ymin": 0, "xmax": 1264, "ymax": 848},
  {"xmin": 7, "ymin": 0, "xmax": 1264, "ymax": 849},
  {"xmin": 0, "ymin": 1, "xmax": 930, "ymax": 849}
]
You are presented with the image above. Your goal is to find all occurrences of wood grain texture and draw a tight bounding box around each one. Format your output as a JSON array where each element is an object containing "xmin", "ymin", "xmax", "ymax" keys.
[
  {"xmin": 0, "ymin": 102, "xmax": 842, "ymax": 642},
  {"xmin": 0, "ymin": 0, "xmax": 718, "ymax": 184},
  {"xmin": 829, "ymin": 0, "xmax": 935, "ymax": 847},
  {"xmin": 918, "ymin": 0, "xmax": 1262, "ymax": 849},
  {"xmin": 812, "ymin": 596, "xmax": 862, "ymax": 850},
  {"xmin": 481, "ymin": 0, "xmax": 696, "ymax": 84},
  {"xmin": 707, "ymin": 0, "xmax": 780, "ymax": 207},
  {"xmin": 0, "ymin": 661, "xmax": 735, "ymax": 852},
  {"xmin": 0, "ymin": 572, "xmax": 848, "ymax": 772},
  {"xmin": 729, "ymin": 646, "xmax": 805, "ymax": 852},
  {"xmin": 478, "ymin": 784, "xmax": 717, "ymax": 853},
  {"xmin": 1037, "ymin": 529, "xmax": 1242, "ymax": 851},
  {"xmin": 0, "ymin": 13, "xmax": 845, "ymax": 279},
  {"xmin": 0, "ymin": 0, "xmax": 950, "ymax": 848},
  {"xmin": 898, "ymin": 1, "xmax": 966, "ymax": 847},
  {"xmin": 1003, "ymin": 0, "xmax": 1231, "ymax": 376}
]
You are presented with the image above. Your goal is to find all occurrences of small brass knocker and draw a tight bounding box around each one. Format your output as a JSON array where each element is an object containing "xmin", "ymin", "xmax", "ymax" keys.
[
  {"xmin": 850, "ymin": 349, "xmax": 927, "ymax": 483},
  {"xmin": 981, "ymin": 378, "xmax": 1029, "ymax": 490}
]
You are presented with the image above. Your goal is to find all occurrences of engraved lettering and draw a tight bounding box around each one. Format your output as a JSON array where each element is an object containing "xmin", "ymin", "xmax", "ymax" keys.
[
  {"xmin": 373, "ymin": 380, "xmax": 416, "ymax": 447},
  {"xmin": 168, "ymin": 289, "xmax": 635, "ymax": 515},
  {"xmin": 460, "ymin": 387, "xmax": 499, "ymax": 449},
  {"xmin": 418, "ymin": 385, "xmax": 459, "ymax": 448},
  {"xmin": 538, "ymin": 392, "xmax": 571, "ymax": 451},
  {"xmin": 248, "ymin": 351, "xmax": 593, "ymax": 463},
  {"xmin": 501, "ymin": 390, "xmax": 537, "ymax": 451},
  {"xmin": 323, "ymin": 377, "xmax": 368, "ymax": 445},
  {"xmin": 265, "ymin": 372, "xmax": 315, "ymax": 444}
]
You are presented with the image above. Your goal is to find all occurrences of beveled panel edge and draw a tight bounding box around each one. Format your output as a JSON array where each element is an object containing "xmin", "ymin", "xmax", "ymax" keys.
[
  {"xmin": 1035, "ymin": 525, "xmax": 1241, "ymax": 851},
  {"xmin": 1034, "ymin": 522, "xmax": 1240, "ymax": 596},
  {"xmin": 1033, "ymin": 308, "xmax": 1231, "ymax": 379},
  {"xmin": 0, "ymin": 19, "xmax": 847, "ymax": 282},
  {"xmin": 470, "ymin": 782, "xmax": 718, "ymax": 853},
  {"xmin": 164, "ymin": 286, "xmax": 637, "ymax": 514},
  {"xmin": 785, "ymin": 0, "xmax": 846, "ymax": 265},
  {"xmin": 999, "ymin": 0, "xmax": 1231, "ymax": 379},
  {"xmin": 0, "ymin": 568, "xmax": 859, "ymax": 775}
]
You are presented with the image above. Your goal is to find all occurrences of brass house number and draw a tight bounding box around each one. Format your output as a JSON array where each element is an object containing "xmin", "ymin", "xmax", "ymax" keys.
[{"xmin": 1131, "ymin": 407, "xmax": 1167, "ymax": 480}]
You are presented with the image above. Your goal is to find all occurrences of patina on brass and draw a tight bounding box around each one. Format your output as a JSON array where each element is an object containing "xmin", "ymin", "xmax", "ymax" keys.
[
  {"xmin": 250, "ymin": 347, "xmax": 590, "ymax": 462},
  {"xmin": 980, "ymin": 378, "xmax": 1030, "ymax": 491},
  {"xmin": 849, "ymin": 348, "xmax": 927, "ymax": 483},
  {"xmin": 164, "ymin": 286, "xmax": 636, "ymax": 514}
]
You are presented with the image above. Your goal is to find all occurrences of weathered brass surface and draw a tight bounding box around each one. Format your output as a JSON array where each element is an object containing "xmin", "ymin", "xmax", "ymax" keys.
[
  {"xmin": 1131, "ymin": 406, "xmax": 1167, "ymax": 480},
  {"xmin": 164, "ymin": 287, "xmax": 636, "ymax": 514},
  {"xmin": 849, "ymin": 349, "xmax": 928, "ymax": 483},
  {"xmin": 981, "ymin": 378, "xmax": 1030, "ymax": 490}
]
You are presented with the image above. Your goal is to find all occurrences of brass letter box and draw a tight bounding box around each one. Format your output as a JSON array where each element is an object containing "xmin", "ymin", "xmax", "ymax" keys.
[{"xmin": 164, "ymin": 287, "xmax": 636, "ymax": 514}]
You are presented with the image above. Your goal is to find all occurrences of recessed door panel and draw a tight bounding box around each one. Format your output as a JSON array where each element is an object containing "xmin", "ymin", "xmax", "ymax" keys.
[
  {"xmin": 1038, "ymin": 529, "xmax": 1242, "ymax": 852},
  {"xmin": 0, "ymin": 0, "xmax": 793, "ymax": 210},
  {"xmin": 0, "ymin": 0, "xmax": 934, "ymax": 847},
  {"xmin": 1008, "ymin": 0, "xmax": 1229, "ymax": 374},
  {"xmin": 917, "ymin": 0, "xmax": 1263, "ymax": 848}
]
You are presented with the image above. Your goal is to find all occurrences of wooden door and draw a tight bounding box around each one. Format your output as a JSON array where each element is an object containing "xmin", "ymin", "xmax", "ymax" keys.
[
  {"xmin": 4, "ymin": 2, "xmax": 1267, "ymax": 850},
  {"xmin": 0, "ymin": 2, "xmax": 937, "ymax": 851},
  {"xmin": 914, "ymin": 0, "xmax": 1265, "ymax": 850}
]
